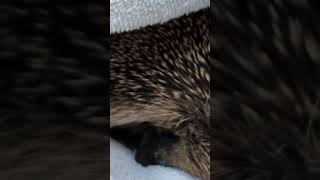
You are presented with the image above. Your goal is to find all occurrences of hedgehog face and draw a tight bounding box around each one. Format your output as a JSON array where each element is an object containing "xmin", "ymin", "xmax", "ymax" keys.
[{"xmin": 133, "ymin": 119, "xmax": 210, "ymax": 180}]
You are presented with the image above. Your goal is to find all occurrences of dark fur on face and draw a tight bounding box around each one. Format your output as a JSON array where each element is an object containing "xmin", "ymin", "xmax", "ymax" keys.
[
  {"xmin": 212, "ymin": 0, "xmax": 320, "ymax": 179},
  {"xmin": 111, "ymin": 122, "xmax": 179, "ymax": 166},
  {"xmin": 110, "ymin": 9, "xmax": 210, "ymax": 180}
]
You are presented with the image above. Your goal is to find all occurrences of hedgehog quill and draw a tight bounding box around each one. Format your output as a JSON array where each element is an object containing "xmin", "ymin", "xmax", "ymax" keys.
[{"xmin": 110, "ymin": 9, "xmax": 210, "ymax": 180}]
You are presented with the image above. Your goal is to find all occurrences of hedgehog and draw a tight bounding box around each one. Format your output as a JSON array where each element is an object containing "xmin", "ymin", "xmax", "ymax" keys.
[
  {"xmin": 212, "ymin": 0, "xmax": 320, "ymax": 179},
  {"xmin": 110, "ymin": 9, "xmax": 210, "ymax": 180}
]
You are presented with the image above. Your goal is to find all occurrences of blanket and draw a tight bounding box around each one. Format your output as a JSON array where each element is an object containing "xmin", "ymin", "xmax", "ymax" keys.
[{"xmin": 110, "ymin": 0, "xmax": 210, "ymax": 33}]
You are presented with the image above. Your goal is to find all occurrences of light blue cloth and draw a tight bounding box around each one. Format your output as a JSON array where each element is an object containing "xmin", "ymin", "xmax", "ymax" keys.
[{"xmin": 110, "ymin": 0, "xmax": 210, "ymax": 33}]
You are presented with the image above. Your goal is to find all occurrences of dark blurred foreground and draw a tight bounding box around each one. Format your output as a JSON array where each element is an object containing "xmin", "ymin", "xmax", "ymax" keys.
[{"xmin": 0, "ymin": 2, "xmax": 108, "ymax": 179}]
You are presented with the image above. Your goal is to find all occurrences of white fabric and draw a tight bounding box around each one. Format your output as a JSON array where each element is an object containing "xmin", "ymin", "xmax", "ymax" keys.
[
  {"xmin": 110, "ymin": 139, "xmax": 198, "ymax": 180},
  {"xmin": 110, "ymin": 0, "xmax": 210, "ymax": 33}
]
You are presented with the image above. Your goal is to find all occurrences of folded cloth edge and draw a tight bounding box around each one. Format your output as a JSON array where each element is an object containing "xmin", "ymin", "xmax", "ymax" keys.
[{"xmin": 110, "ymin": 0, "xmax": 210, "ymax": 33}]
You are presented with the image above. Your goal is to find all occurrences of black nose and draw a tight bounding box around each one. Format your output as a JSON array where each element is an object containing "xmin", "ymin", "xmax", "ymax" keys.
[{"xmin": 135, "ymin": 150, "xmax": 157, "ymax": 167}]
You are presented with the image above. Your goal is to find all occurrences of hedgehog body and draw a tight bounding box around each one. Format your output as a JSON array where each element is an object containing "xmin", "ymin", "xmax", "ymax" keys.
[{"xmin": 110, "ymin": 9, "xmax": 210, "ymax": 180}]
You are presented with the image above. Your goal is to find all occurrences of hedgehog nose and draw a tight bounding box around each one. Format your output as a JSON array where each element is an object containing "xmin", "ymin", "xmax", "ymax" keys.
[{"xmin": 135, "ymin": 150, "xmax": 157, "ymax": 167}]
